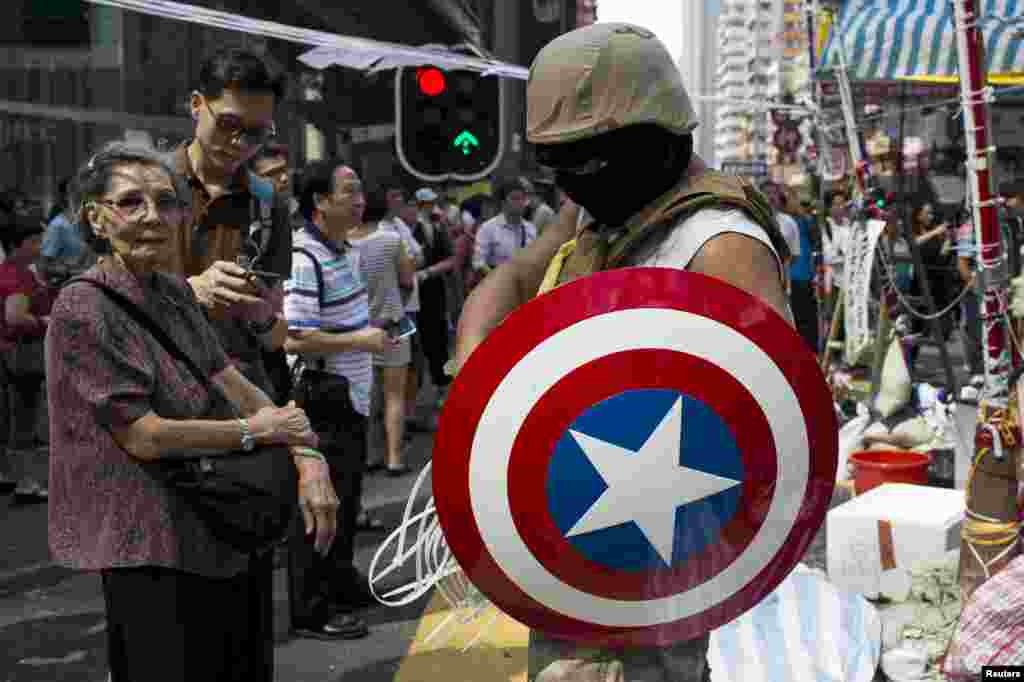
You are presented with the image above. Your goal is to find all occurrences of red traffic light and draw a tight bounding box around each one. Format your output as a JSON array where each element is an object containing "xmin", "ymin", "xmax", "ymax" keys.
[{"xmin": 416, "ymin": 67, "xmax": 446, "ymax": 97}]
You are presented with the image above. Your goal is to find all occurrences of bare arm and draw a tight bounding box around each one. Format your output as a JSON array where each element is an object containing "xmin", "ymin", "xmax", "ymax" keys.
[
  {"xmin": 915, "ymin": 225, "xmax": 947, "ymax": 246},
  {"xmin": 213, "ymin": 364, "xmax": 275, "ymax": 416},
  {"xmin": 688, "ymin": 232, "xmax": 795, "ymax": 327},
  {"xmin": 959, "ymin": 256, "xmax": 975, "ymax": 286},
  {"xmin": 109, "ymin": 412, "xmax": 248, "ymax": 462},
  {"xmin": 397, "ymin": 241, "xmax": 416, "ymax": 288},
  {"xmin": 284, "ymin": 327, "xmax": 388, "ymax": 356},
  {"xmin": 454, "ymin": 202, "xmax": 580, "ymax": 373}
]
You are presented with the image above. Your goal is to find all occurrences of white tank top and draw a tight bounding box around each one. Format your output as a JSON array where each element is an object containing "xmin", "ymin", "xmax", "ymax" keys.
[{"xmin": 621, "ymin": 208, "xmax": 785, "ymax": 278}]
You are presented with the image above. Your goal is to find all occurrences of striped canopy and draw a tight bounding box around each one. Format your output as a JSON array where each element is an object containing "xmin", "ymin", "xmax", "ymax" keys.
[{"xmin": 819, "ymin": 0, "xmax": 1024, "ymax": 80}]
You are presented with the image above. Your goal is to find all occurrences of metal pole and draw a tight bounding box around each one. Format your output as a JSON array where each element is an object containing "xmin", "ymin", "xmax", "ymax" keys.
[{"xmin": 832, "ymin": 13, "xmax": 868, "ymax": 197}]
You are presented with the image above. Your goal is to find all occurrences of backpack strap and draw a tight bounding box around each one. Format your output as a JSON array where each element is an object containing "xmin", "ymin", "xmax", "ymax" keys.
[
  {"xmin": 291, "ymin": 247, "xmax": 326, "ymax": 372},
  {"xmin": 245, "ymin": 171, "xmax": 276, "ymax": 268}
]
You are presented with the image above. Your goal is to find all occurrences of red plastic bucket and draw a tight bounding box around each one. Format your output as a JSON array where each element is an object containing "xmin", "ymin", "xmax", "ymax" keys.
[{"xmin": 848, "ymin": 450, "xmax": 931, "ymax": 495}]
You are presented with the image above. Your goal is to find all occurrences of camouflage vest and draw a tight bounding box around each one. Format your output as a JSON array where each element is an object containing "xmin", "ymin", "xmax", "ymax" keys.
[{"xmin": 538, "ymin": 170, "xmax": 790, "ymax": 296}]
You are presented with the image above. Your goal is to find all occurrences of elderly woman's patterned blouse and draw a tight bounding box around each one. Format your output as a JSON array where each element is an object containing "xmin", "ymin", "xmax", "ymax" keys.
[{"xmin": 46, "ymin": 263, "xmax": 250, "ymax": 577}]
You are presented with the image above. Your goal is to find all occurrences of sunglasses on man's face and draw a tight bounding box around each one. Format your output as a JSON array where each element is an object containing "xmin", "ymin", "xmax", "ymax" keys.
[{"xmin": 202, "ymin": 97, "xmax": 276, "ymax": 147}]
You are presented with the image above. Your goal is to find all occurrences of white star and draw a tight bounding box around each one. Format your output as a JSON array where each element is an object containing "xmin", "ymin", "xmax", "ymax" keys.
[{"xmin": 566, "ymin": 397, "xmax": 742, "ymax": 565}]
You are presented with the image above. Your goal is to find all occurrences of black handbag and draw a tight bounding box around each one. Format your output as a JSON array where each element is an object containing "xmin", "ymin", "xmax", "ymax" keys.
[
  {"xmin": 70, "ymin": 278, "xmax": 297, "ymax": 555},
  {"xmin": 3, "ymin": 338, "xmax": 45, "ymax": 378}
]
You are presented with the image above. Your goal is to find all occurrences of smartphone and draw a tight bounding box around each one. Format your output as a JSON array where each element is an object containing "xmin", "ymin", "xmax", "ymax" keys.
[
  {"xmin": 390, "ymin": 315, "xmax": 417, "ymax": 340},
  {"xmin": 246, "ymin": 269, "xmax": 282, "ymax": 287}
]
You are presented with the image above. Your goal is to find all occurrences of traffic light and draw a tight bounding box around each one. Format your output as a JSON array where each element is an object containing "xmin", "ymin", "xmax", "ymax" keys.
[{"xmin": 395, "ymin": 66, "xmax": 504, "ymax": 182}]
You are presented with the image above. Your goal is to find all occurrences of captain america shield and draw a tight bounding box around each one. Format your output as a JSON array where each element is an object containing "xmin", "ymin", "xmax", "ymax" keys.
[{"xmin": 433, "ymin": 268, "xmax": 837, "ymax": 647}]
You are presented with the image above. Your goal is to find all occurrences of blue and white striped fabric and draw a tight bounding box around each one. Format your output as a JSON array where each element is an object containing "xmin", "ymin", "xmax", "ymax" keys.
[
  {"xmin": 819, "ymin": 0, "xmax": 1024, "ymax": 80},
  {"xmin": 708, "ymin": 565, "xmax": 882, "ymax": 682}
]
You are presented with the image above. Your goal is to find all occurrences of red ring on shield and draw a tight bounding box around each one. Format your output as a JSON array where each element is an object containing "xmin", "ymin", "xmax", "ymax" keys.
[
  {"xmin": 433, "ymin": 268, "xmax": 837, "ymax": 647},
  {"xmin": 508, "ymin": 349, "xmax": 776, "ymax": 602}
]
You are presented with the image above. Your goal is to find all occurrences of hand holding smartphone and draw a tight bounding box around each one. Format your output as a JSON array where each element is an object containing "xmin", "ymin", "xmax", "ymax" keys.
[
  {"xmin": 245, "ymin": 269, "xmax": 282, "ymax": 288},
  {"xmin": 389, "ymin": 315, "xmax": 417, "ymax": 340}
]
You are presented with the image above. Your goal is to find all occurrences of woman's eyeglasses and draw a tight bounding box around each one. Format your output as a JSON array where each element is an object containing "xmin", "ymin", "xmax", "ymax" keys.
[
  {"xmin": 202, "ymin": 97, "xmax": 277, "ymax": 147},
  {"xmin": 97, "ymin": 192, "xmax": 186, "ymax": 222}
]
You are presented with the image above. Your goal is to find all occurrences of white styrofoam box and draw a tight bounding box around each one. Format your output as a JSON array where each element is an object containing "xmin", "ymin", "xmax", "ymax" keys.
[
  {"xmin": 827, "ymin": 484, "xmax": 964, "ymax": 601},
  {"xmin": 951, "ymin": 403, "xmax": 977, "ymax": 490}
]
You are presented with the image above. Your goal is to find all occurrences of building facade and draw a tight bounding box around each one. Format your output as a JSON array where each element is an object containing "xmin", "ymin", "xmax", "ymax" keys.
[{"xmin": 679, "ymin": 1, "xmax": 719, "ymax": 166}]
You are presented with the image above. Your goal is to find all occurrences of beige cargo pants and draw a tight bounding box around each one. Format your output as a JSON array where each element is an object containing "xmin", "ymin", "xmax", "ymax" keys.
[{"xmin": 529, "ymin": 630, "xmax": 711, "ymax": 682}]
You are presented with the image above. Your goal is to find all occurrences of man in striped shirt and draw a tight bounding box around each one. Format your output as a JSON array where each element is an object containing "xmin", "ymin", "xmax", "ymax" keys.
[{"xmin": 283, "ymin": 159, "xmax": 390, "ymax": 640}]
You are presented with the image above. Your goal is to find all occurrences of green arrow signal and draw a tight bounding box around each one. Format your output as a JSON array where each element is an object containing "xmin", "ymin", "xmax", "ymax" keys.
[{"xmin": 453, "ymin": 130, "xmax": 480, "ymax": 156}]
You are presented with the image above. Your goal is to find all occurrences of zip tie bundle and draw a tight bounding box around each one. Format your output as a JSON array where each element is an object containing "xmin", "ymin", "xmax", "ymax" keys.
[
  {"xmin": 367, "ymin": 461, "xmax": 456, "ymax": 607},
  {"xmin": 366, "ymin": 460, "xmax": 500, "ymax": 650}
]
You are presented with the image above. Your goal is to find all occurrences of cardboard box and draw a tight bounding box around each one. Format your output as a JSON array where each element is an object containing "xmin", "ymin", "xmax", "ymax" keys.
[{"xmin": 827, "ymin": 484, "xmax": 964, "ymax": 600}]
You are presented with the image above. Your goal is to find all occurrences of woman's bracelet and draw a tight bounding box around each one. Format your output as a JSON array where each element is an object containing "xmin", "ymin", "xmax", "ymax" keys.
[{"xmin": 292, "ymin": 447, "xmax": 327, "ymax": 464}]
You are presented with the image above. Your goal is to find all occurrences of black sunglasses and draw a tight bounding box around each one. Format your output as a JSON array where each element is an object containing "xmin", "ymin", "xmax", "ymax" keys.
[{"xmin": 202, "ymin": 97, "xmax": 276, "ymax": 147}]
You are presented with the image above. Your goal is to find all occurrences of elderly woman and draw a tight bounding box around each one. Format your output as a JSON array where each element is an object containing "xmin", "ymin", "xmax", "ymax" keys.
[{"xmin": 46, "ymin": 141, "xmax": 336, "ymax": 682}]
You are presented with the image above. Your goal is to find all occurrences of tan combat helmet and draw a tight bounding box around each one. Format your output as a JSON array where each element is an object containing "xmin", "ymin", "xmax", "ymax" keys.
[{"xmin": 526, "ymin": 23, "xmax": 698, "ymax": 146}]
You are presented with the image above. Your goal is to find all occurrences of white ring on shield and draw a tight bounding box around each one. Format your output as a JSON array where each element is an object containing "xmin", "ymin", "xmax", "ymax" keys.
[{"xmin": 468, "ymin": 307, "xmax": 810, "ymax": 628}]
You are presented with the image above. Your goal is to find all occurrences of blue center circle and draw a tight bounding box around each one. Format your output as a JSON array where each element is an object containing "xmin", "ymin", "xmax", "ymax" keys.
[{"xmin": 545, "ymin": 389, "xmax": 744, "ymax": 571}]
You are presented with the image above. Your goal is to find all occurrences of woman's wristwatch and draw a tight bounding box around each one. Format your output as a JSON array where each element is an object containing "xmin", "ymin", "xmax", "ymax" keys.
[{"xmin": 238, "ymin": 418, "xmax": 256, "ymax": 452}]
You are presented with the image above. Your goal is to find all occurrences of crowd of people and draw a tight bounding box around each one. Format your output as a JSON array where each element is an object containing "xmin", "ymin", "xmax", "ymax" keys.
[
  {"xmin": 2, "ymin": 22, "xmax": 1023, "ymax": 682},
  {"xmin": 0, "ymin": 46, "xmax": 559, "ymax": 681}
]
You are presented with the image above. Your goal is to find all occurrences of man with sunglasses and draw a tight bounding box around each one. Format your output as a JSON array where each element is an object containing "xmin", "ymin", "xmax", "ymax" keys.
[
  {"xmin": 170, "ymin": 48, "xmax": 289, "ymax": 398},
  {"xmin": 166, "ymin": 49, "xmax": 339, "ymax": 676},
  {"xmin": 453, "ymin": 23, "xmax": 793, "ymax": 682}
]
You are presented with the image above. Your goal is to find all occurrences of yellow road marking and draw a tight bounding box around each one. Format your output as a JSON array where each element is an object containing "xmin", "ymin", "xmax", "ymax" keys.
[{"xmin": 395, "ymin": 589, "xmax": 530, "ymax": 682}]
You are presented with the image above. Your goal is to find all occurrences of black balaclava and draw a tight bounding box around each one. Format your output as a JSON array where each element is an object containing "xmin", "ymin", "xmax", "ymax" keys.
[{"xmin": 536, "ymin": 124, "xmax": 694, "ymax": 229}]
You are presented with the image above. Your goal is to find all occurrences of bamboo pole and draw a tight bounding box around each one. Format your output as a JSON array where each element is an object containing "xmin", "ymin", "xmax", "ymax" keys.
[{"xmin": 951, "ymin": 0, "xmax": 1021, "ymax": 603}]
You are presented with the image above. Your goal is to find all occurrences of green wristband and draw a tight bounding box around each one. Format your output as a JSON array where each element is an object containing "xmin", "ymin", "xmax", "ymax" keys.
[{"xmin": 293, "ymin": 447, "xmax": 327, "ymax": 463}]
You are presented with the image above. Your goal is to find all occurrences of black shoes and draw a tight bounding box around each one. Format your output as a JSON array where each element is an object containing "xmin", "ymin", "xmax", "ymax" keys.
[
  {"xmin": 385, "ymin": 465, "xmax": 413, "ymax": 478},
  {"xmin": 292, "ymin": 614, "xmax": 369, "ymax": 641}
]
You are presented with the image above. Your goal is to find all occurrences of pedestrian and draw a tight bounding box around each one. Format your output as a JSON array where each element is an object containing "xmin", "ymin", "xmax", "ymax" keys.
[
  {"xmin": 446, "ymin": 202, "xmax": 475, "ymax": 325},
  {"xmin": 524, "ymin": 177, "xmax": 557, "ymax": 236},
  {"xmin": 472, "ymin": 177, "xmax": 538, "ymax": 278},
  {"xmin": 761, "ymin": 181, "xmax": 800, "ymax": 292},
  {"xmin": 905, "ymin": 200, "xmax": 956, "ymax": 369},
  {"xmin": 822, "ymin": 190, "xmax": 850, "ymax": 304},
  {"xmin": 39, "ymin": 176, "xmax": 95, "ymax": 285},
  {"xmin": 453, "ymin": 23, "xmax": 792, "ymax": 682},
  {"xmin": 349, "ymin": 187, "xmax": 417, "ymax": 477},
  {"xmin": 249, "ymin": 143, "xmax": 297, "ymax": 404},
  {"xmin": 284, "ymin": 159, "xmax": 393, "ymax": 639},
  {"xmin": 412, "ymin": 187, "xmax": 457, "ymax": 407},
  {"xmin": 377, "ymin": 182, "xmax": 433, "ymax": 430},
  {"xmin": 458, "ymin": 196, "xmax": 485, "ymax": 291},
  {"xmin": 957, "ymin": 215, "xmax": 985, "ymax": 385},
  {"xmin": 0, "ymin": 216, "xmax": 48, "ymax": 501},
  {"xmin": 250, "ymin": 142, "xmax": 301, "ymax": 226},
  {"xmin": 46, "ymin": 141, "xmax": 325, "ymax": 682},
  {"xmin": 166, "ymin": 47, "xmax": 340, "ymax": 669},
  {"xmin": 788, "ymin": 193, "xmax": 821, "ymax": 353}
]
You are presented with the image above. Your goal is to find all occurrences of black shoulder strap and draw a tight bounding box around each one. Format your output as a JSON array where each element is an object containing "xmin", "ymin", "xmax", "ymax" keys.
[
  {"xmin": 292, "ymin": 247, "xmax": 324, "ymax": 306},
  {"xmin": 290, "ymin": 247, "xmax": 326, "ymax": 372},
  {"xmin": 68, "ymin": 278, "xmax": 211, "ymax": 391}
]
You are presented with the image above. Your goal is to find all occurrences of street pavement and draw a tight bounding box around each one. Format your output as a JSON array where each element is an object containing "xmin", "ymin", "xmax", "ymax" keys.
[
  {"xmin": 0, "ymin": 334, "xmax": 974, "ymax": 682},
  {"xmin": 0, "ymin": 395, "xmax": 441, "ymax": 682}
]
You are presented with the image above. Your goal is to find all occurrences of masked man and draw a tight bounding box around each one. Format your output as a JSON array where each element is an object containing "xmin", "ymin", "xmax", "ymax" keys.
[{"xmin": 453, "ymin": 23, "xmax": 792, "ymax": 682}]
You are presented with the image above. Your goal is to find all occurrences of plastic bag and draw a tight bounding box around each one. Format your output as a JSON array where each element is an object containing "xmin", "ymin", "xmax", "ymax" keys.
[
  {"xmin": 708, "ymin": 564, "xmax": 881, "ymax": 682},
  {"xmin": 875, "ymin": 337, "xmax": 912, "ymax": 418},
  {"xmin": 838, "ymin": 410, "xmax": 870, "ymax": 482}
]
